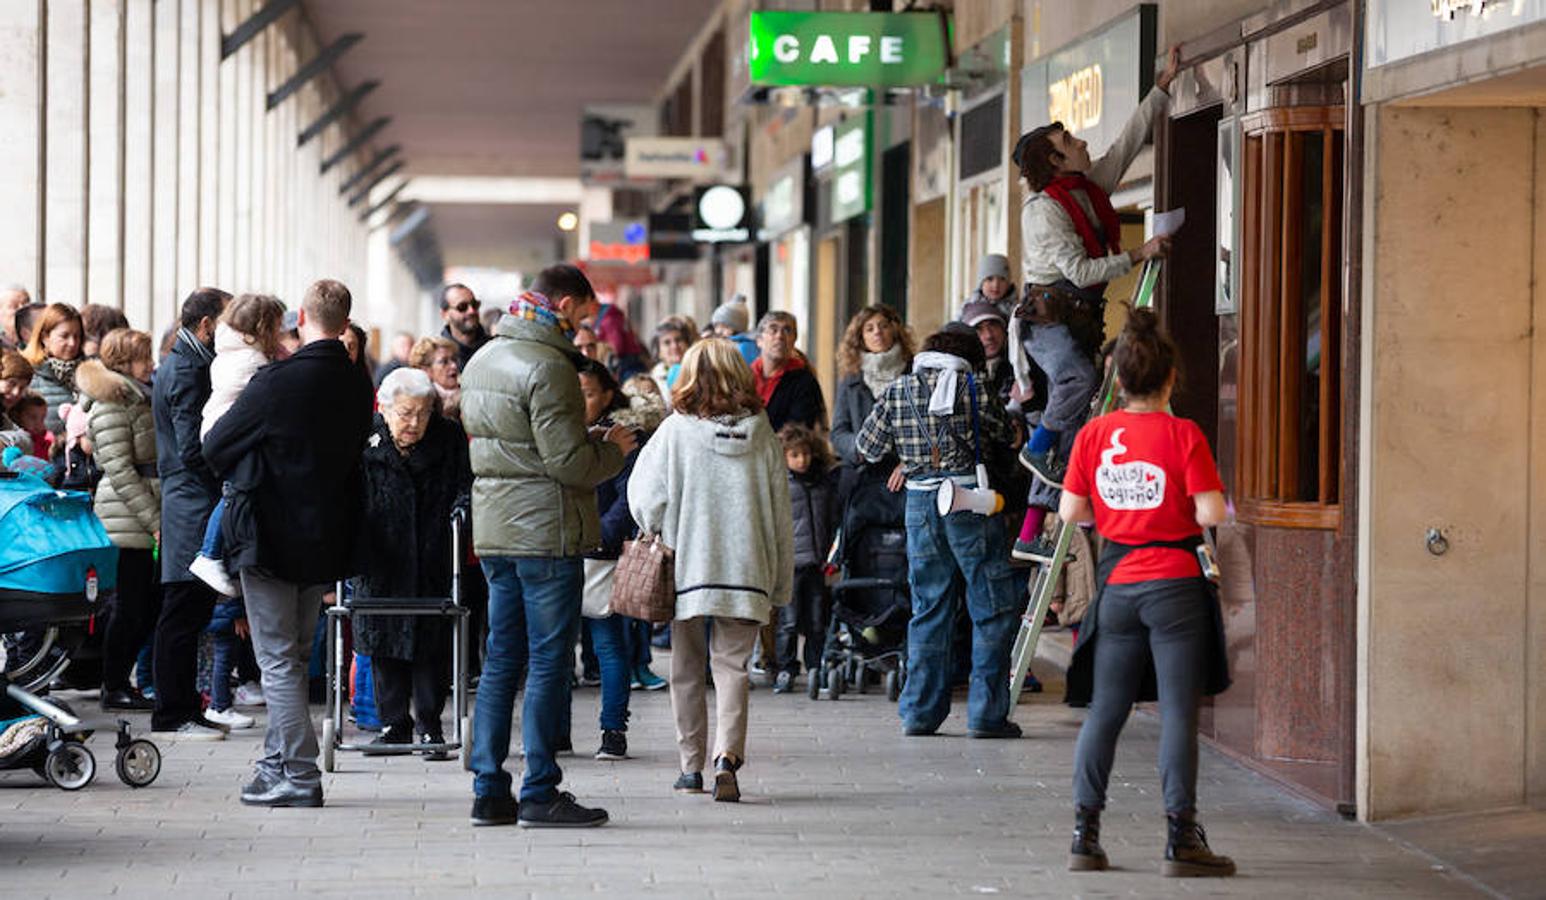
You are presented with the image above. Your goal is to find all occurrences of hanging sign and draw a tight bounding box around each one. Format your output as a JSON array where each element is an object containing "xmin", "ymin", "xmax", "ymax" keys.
[
  {"xmin": 1020, "ymin": 5, "xmax": 1156, "ymax": 160},
  {"xmin": 830, "ymin": 115, "xmax": 870, "ymax": 224},
  {"xmin": 1366, "ymin": 0, "xmax": 1546, "ymax": 67},
  {"xmin": 748, "ymin": 11, "xmax": 950, "ymax": 88},
  {"xmin": 624, "ymin": 137, "xmax": 732, "ymax": 181}
]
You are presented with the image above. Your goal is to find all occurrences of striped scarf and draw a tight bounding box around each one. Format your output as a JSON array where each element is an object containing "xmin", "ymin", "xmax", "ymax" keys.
[{"xmin": 508, "ymin": 291, "xmax": 574, "ymax": 338}]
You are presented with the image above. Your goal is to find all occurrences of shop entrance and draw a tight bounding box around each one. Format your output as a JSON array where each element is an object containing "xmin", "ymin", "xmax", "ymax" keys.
[{"xmin": 1160, "ymin": 107, "xmax": 1222, "ymax": 449}]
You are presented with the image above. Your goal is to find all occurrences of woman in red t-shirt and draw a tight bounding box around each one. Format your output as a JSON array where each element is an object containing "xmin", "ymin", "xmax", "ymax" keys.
[{"xmin": 1056, "ymin": 308, "xmax": 1235, "ymax": 878}]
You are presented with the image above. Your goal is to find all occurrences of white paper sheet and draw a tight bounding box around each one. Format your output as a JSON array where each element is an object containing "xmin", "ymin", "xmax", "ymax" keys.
[{"xmin": 1150, "ymin": 207, "xmax": 1186, "ymax": 239}]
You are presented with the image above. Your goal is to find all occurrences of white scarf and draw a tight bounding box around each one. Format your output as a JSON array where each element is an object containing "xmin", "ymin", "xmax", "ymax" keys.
[
  {"xmin": 860, "ymin": 343, "xmax": 907, "ymax": 399},
  {"xmin": 911, "ymin": 351, "xmax": 972, "ymax": 416},
  {"xmin": 1008, "ymin": 316, "xmax": 1034, "ymax": 395}
]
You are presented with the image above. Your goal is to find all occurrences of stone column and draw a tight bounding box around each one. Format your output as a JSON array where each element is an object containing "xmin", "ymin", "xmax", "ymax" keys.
[
  {"xmin": 0, "ymin": 2, "xmax": 44, "ymax": 293},
  {"xmin": 87, "ymin": 0, "xmax": 125, "ymax": 310},
  {"xmin": 122, "ymin": 0, "xmax": 153, "ymax": 331},
  {"xmin": 44, "ymin": 0, "xmax": 89, "ymax": 305}
]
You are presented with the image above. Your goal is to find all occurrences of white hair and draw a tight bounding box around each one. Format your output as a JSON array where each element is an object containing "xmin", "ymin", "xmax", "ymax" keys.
[{"xmin": 377, "ymin": 366, "xmax": 435, "ymax": 408}]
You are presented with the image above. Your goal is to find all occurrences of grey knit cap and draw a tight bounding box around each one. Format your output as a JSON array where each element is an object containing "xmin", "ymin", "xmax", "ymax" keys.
[
  {"xmin": 710, "ymin": 295, "xmax": 750, "ymax": 333},
  {"xmin": 976, "ymin": 253, "xmax": 1011, "ymax": 286}
]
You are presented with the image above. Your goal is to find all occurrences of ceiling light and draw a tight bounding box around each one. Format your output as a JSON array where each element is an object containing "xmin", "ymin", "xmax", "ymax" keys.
[{"xmin": 557, "ymin": 211, "xmax": 579, "ymax": 232}]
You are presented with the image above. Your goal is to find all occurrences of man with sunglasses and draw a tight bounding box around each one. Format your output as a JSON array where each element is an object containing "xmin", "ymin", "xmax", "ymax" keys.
[{"xmin": 441, "ymin": 283, "xmax": 490, "ymax": 370}]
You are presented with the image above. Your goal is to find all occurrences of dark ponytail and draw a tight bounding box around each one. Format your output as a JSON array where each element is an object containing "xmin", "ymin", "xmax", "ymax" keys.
[{"xmin": 1113, "ymin": 306, "xmax": 1178, "ymax": 398}]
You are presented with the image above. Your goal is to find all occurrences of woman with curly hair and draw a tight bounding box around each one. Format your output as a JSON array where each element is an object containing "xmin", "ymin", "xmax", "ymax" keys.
[{"xmin": 828, "ymin": 305, "xmax": 914, "ymax": 491}]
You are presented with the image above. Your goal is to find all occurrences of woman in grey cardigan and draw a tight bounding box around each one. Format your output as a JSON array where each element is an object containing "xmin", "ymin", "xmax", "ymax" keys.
[{"xmin": 628, "ymin": 338, "xmax": 793, "ymax": 803}]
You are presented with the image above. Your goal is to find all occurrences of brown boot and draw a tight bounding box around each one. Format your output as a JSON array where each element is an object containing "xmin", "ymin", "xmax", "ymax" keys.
[
  {"xmin": 1068, "ymin": 805, "xmax": 1108, "ymax": 871},
  {"xmin": 1162, "ymin": 812, "xmax": 1236, "ymax": 877}
]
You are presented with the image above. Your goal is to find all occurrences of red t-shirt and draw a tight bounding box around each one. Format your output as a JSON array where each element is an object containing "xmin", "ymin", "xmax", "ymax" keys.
[{"xmin": 1064, "ymin": 410, "xmax": 1223, "ymax": 584}]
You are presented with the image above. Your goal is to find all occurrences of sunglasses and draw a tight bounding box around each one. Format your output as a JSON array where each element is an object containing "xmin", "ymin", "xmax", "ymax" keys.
[{"xmin": 450, "ymin": 300, "xmax": 481, "ymax": 313}]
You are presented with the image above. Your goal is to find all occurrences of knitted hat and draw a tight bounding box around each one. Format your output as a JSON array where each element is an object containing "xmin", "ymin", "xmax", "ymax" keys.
[
  {"xmin": 60, "ymin": 402, "xmax": 90, "ymax": 451},
  {"xmin": 976, "ymin": 254, "xmax": 1011, "ymax": 286},
  {"xmin": 960, "ymin": 300, "xmax": 1006, "ymax": 329},
  {"xmin": 710, "ymin": 295, "xmax": 750, "ymax": 334}
]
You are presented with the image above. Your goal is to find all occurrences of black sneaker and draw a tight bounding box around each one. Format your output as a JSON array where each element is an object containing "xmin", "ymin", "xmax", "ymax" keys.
[
  {"xmin": 517, "ymin": 791, "xmax": 609, "ymax": 828},
  {"xmin": 362, "ymin": 727, "xmax": 414, "ymax": 755},
  {"xmin": 1019, "ymin": 445, "xmax": 1066, "ymax": 488},
  {"xmin": 968, "ymin": 720, "xmax": 1023, "ymax": 739},
  {"xmin": 470, "ymin": 795, "xmax": 518, "ymax": 827},
  {"xmin": 101, "ymin": 687, "xmax": 155, "ymax": 711},
  {"xmin": 712, "ymin": 756, "xmax": 741, "ymax": 803},
  {"xmin": 772, "ymin": 671, "xmax": 794, "ymax": 694},
  {"xmin": 1011, "ymin": 535, "xmax": 1059, "ymax": 563},
  {"xmin": 595, "ymin": 729, "xmax": 628, "ymax": 760},
  {"xmin": 419, "ymin": 733, "xmax": 451, "ymax": 762},
  {"xmin": 673, "ymin": 771, "xmax": 704, "ymax": 793}
]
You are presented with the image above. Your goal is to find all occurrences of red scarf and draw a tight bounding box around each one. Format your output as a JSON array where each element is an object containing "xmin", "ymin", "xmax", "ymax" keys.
[
  {"xmin": 752, "ymin": 354, "xmax": 806, "ymax": 406},
  {"xmin": 1042, "ymin": 174, "xmax": 1122, "ymax": 261}
]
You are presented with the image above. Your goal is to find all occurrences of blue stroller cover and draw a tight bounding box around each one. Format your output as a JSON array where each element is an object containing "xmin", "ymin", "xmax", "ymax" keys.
[{"xmin": 0, "ymin": 473, "xmax": 118, "ymax": 595}]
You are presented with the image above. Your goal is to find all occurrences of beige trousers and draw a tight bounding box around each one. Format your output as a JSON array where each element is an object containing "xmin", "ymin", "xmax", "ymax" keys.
[{"xmin": 669, "ymin": 616, "xmax": 760, "ymax": 774}]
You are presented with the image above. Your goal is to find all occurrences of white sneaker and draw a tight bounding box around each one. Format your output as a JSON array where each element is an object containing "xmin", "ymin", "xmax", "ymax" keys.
[
  {"xmin": 152, "ymin": 720, "xmax": 226, "ymax": 742},
  {"xmin": 233, "ymin": 681, "xmax": 266, "ymax": 707},
  {"xmin": 189, "ymin": 554, "xmax": 239, "ymax": 598},
  {"xmin": 204, "ymin": 706, "xmax": 255, "ymax": 729}
]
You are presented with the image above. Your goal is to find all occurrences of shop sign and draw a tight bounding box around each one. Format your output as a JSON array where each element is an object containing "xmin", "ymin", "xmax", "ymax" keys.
[
  {"xmin": 692, "ymin": 185, "xmax": 753, "ymax": 243},
  {"xmin": 580, "ymin": 104, "xmax": 655, "ymax": 183},
  {"xmin": 1020, "ymin": 5, "xmax": 1156, "ymax": 160},
  {"xmin": 811, "ymin": 125, "xmax": 835, "ymax": 172},
  {"xmin": 759, "ymin": 159, "xmax": 806, "ymax": 238},
  {"xmin": 748, "ymin": 11, "xmax": 949, "ymax": 88},
  {"xmin": 1367, "ymin": 0, "xmax": 1546, "ymax": 67},
  {"xmin": 648, "ymin": 213, "xmax": 698, "ymax": 262},
  {"xmin": 587, "ymin": 220, "xmax": 649, "ymax": 265},
  {"xmin": 624, "ymin": 137, "xmax": 732, "ymax": 182},
  {"xmin": 830, "ymin": 115, "xmax": 870, "ymax": 223}
]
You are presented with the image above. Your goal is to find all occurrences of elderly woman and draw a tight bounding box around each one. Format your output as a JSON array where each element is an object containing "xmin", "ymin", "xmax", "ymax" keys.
[
  {"xmin": 354, "ymin": 367, "xmax": 473, "ymax": 755},
  {"xmin": 409, "ymin": 336, "xmax": 461, "ymax": 420},
  {"xmin": 648, "ymin": 316, "xmax": 695, "ymax": 402},
  {"xmin": 75, "ymin": 328, "xmax": 160, "ymax": 711},
  {"xmin": 628, "ymin": 339, "xmax": 793, "ymax": 803},
  {"xmin": 22, "ymin": 302, "xmax": 85, "ymax": 437}
]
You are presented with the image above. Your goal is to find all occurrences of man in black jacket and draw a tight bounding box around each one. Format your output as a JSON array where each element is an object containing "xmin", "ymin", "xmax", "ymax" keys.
[
  {"xmin": 151, "ymin": 287, "xmax": 230, "ymax": 739},
  {"xmin": 440, "ymin": 283, "xmax": 489, "ymax": 370},
  {"xmin": 204, "ymin": 279, "xmax": 374, "ymax": 808},
  {"xmin": 750, "ymin": 311, "xmax": 825, "ymax": 432}
]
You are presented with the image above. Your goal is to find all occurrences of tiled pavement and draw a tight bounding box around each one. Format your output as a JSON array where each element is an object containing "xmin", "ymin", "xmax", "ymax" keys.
[{"xmin": 0, "ymin": 659, "xmax": 1498, "ymax": 899}]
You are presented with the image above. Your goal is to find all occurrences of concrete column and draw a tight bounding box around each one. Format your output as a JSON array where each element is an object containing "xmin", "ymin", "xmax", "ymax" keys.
[
  {"xmin": 87, "ymin": 0, "xmax": 125, "ymax": 309},
  {"xmin": 0, "ymin": 2, "xmax": 44, "ymax": 293},
  {"xmin": 121, "ymin": 0, "xmax": 152, "ymax": 328},
  {"xmin": 175, "ymin": 0, "xmax": 200, "ymax": 296},
  {"xmin": 44, "ymin": 0, "xmax": 89, "ymax": 305},
  {"xmin": 196, "ymin": 0, "xmax": 218, "ymax": 284},
  {"xmin": 216, "ymin": 0, "xmax": 237, "ymax": 286},
  {"xmin": 152, "ymin": 0, "xmax": 179, "ymax": 319}
]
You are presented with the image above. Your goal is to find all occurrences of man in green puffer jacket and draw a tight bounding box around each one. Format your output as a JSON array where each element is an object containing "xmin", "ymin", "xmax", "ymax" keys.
[{"xmin": 459, "ymin": 263, "xmax": 635, "ymax": 830}]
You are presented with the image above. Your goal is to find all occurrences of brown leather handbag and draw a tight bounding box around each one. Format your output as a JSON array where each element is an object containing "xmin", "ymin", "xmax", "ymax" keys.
[{"xmin": 610, "ymin": 533, "xmax": 676, "ymax": 623}]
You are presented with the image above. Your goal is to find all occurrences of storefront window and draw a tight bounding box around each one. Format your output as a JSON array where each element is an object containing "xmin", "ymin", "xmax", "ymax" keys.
[{"xmin": 1238, "ymin": 107, "xmax": 1343, "ymax": 527}]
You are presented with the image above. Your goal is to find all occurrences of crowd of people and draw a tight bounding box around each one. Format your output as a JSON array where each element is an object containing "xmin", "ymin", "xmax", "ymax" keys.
[{"xmin": 0, "ymin": 43, "xmax": 1237, "ymax": 879}]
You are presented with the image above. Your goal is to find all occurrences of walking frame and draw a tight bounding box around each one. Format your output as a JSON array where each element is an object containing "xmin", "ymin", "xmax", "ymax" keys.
[{"xmin": 322, "ymin": 507, "xmax": 472, "ymax": 771}]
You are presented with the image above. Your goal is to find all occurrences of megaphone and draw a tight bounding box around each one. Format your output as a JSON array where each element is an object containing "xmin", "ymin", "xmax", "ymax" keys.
[{"xmin": 936, "ymin": 464, "xmax": 1005, "ymax": 517}]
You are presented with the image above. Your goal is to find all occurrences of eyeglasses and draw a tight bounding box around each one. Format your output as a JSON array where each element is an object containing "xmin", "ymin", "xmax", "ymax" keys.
[{"xmin": 451, "ymin": 300, "xmax": 480, "ymax": 313}]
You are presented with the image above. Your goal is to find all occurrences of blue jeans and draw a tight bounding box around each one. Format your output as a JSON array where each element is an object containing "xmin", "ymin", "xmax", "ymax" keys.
[
  {"xmin": 589, "ymin": 614, "xmax": 630, "ymax": 732},
  {"xmin": 200, "ymin": 495, "xmax": 227, "ymax": 558},
  {"xmin": 900, "ymin": 488, "xmax": 1019, "ymax": 732},
  {"xmin": 472, "ymin": 556, "xmax": 581, "ymax": 804},
  {"xmin": 209, "ymin": 632, "xmax": 236, "ymax": 711}
]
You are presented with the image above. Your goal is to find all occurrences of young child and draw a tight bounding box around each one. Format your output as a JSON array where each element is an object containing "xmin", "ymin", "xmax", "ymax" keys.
[
  {"xmin": 773, "ymin": 424, "xmax": 838, "ymax": 694},
  {"xmin": 56, "ymin": 401, "xmax": 101, "ymax": 494},
  {"xmin": 13, "ymin": 393, "xmax": 52, "ymax": 461},
  {"xmin": 200, "ymin": 596, "xmax": 257, "ymax": 730},
  {"xmin": 188, "ymin": 293, "xmax": 286, "ymax": 597}
]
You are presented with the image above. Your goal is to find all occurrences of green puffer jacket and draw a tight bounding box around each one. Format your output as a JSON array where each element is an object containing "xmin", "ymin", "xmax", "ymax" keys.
[
  {"xmin": 460, "ymin": 314, "xmax": 624, "ymax": 557},
  {"xmin": 76, "ymin": 359, "xmax": 160, "ymax": 549}
]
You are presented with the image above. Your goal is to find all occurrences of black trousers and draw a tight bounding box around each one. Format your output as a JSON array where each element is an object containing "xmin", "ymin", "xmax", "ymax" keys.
[
  {"xmin": 775, "ymin": 565, "xmax": 829, "ymax": 675},
  {"xmin": 152, "ymin": 580, "xmax": 216, "ymax": 730},
  {"xmin": 372, "ymin": 653, "xmax": 448, "ymax": 738},
  {"xmin": 102, "ymin": 548, "xmax": 162, "ymax": 692}
]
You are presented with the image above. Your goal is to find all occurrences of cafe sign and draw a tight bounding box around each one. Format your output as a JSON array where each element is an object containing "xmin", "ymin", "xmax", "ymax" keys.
[
  {"xmin": 748, "ymin": 11, "xmax": 950, "ymax": 88},
  {"xmin": 1020, "ymin": 5, "xmax": 1156, "ymax": 160}
]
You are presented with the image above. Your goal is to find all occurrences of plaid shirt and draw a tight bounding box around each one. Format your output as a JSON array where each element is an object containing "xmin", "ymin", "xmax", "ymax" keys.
[{"xmin": 855, "ymin": 368, "xmax": 1014, "ymax": 476}]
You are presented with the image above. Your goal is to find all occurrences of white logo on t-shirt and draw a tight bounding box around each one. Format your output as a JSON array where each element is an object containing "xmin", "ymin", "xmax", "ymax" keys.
[{"xmin": 1095, "ymin": 428, "xmax": 1165, "ymax": 510}]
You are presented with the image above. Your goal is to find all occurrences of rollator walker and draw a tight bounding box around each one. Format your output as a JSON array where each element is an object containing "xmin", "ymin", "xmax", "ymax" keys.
[{"xmin": 321, "ymin": 507, "xmax": 472, "ymax": 771}]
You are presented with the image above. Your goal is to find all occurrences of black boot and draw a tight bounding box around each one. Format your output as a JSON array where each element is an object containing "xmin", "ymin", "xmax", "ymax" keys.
[
  {"xmin": 1068, "ymin": 805, "xmax": 1108, "ymax": 871},
  {"xmin": 1163, "ymin": 812, "xmax": 1236, "ymax": 877}
]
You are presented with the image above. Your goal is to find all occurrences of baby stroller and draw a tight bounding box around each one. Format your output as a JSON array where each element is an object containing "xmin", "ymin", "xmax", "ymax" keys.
[
  {"xmin": 809, "ymin": 470, "xmax": 911, "ymax": 701},
  {"xmin": 0, "ymin": 472, "xmax": 161, "ymax": 791}
]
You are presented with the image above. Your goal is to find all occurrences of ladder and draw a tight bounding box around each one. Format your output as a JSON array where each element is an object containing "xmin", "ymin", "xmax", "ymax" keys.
[{"xmin": 1006, "ymin": 258, "xmax": 1162, "ymax": 710}]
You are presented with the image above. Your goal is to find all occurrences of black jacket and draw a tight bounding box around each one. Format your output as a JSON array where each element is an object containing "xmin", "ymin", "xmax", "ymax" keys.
[
  {"xmin": 789, "ymin": 466, "xmax": 838, "ymax": 569},
  {"xmin": 153, "ymin": 332, "xmax": 218, "ymax": 582},
  {"xmin": 765, "ymin": 367, "xmax": 826, "ymax": 433},
  {"xmin": 442, "ymin": 323, "xmax": 490, "ymax": 371},
  {"xmin": 202, "ymin": 339, "xmax": 374, "ymax": 585},
  {"xmin": 352, "ymin": 414, "xmax": 472, "ymax": 660},
  {"xmin": 828, "ymin": 374, "xmax": 873, "ymax": 467}
]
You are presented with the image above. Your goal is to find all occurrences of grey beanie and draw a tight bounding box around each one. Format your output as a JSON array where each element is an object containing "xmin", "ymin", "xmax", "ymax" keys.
[
  {"xmin": 710, "ymin": 294, "xmax": 750, "ymax": 333},
  {"xmin": 976, "ymin": 253, "xmax": 1011, "ymax": 286}
]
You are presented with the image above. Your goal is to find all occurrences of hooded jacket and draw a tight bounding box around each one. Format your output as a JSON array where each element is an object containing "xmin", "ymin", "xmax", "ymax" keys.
[
  {"xmin": 200, "ymin": 322, "xmax": 269, "ymax": 439},
  {"xmin": 628, "ymin": 409, "xmax": 793, "ymax": 624},
  {"xmin": 76, "ymin": 359, "xmax": 159, "ymax": 549},
  {"xmin": 460, "ymin": 313, "xmax": 624, "ymax": 558}
]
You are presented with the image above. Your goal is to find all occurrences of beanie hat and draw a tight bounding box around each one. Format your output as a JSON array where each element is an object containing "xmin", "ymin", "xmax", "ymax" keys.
[
  {"xmin": 710, "ymin": 295, "xmax": 750, "ymax": 334},
  {"xmin": 61, "ymin": 402, "xmax": 90, "ymax": 451},
  {"xmin": 960, "ymin": 300, "xmax": 1006, "ymax": 329},
  {"xmin": 976, "ymin": 254, "xmax": 1011, "ymax": 286}
]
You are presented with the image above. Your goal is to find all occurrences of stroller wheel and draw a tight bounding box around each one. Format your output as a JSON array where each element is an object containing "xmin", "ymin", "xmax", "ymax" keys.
[
  {"xmin": 885, "ymin": 670, "xmax": 902, "ymax": 702},
  {"xmin": 115, "ymin": 740, "xmax": 161, "ymax": 788},
  {"xmin": 44, "ymin": 742, "xmax": 96, "ymax": 791},
  {"xmin": 829, "ymin": 668, "xmax": 845, "ymax": 701},
  {"xmin": 807, "ymin": 668, "xmax": 822, "ymax": 701}
]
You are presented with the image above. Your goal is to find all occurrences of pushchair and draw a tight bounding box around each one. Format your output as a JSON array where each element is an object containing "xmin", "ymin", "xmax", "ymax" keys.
[
  {"xmin": 320, "ymin": 508, "xmax": 472, "ymax": 771},
  {"xmin": 0, "ymin": 471, "xmax": 161, "ymax": 791},
  {"xmin": 809, "ymin": 469, "xmax": 911, "ymax": 701}
]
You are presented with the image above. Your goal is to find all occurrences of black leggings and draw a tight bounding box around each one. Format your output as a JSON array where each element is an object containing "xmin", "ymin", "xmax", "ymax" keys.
[{"xmin": 102, "ymin": 548, "xmax": 161, "ymax": 692}]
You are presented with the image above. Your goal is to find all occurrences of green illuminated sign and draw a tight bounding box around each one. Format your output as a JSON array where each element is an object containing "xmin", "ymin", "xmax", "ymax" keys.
[
  {"xmin": 830, "ymin": 115, "xmax": 870, "ymax": 223},
  {"xmin": 749, "ymin": 12, "xmax": 949, "ymax": 88}
]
